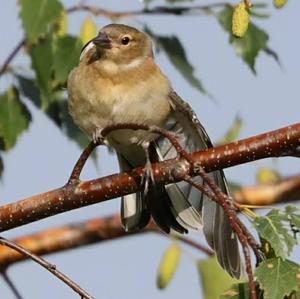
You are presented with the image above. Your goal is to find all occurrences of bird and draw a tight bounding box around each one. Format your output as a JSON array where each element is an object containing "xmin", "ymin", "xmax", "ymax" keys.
[{"xmin": 67, "ymin": 23, "xmax": 241, "ymax": 278}]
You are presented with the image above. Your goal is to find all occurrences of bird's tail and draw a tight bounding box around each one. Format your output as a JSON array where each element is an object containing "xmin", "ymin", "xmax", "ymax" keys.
[{"xmin": 119, "ymin": 90, "xmax": 241, "ymax": 278}]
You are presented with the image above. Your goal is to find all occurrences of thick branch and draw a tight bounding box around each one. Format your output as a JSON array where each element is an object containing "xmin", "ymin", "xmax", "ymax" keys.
[
  {"xmin": 1, "ymin": 172, "xmax": 298, "ymax": 268},
  {"xmin": 0, "ymin": 215, "xmax": 212, "ymax": 269},
  {"xmin": 0, "ymin": 123, "xmax": 299, "ymax": 233},
  {"xmin": 235, "ymin": 174, "xmax": 300, "ymax": 206}
]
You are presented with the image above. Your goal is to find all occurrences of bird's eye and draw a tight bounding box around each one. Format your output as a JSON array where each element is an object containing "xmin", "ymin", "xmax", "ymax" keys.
[{"xmin": 121, "ymin": 36, "xmax": 130, "ymax": 45}]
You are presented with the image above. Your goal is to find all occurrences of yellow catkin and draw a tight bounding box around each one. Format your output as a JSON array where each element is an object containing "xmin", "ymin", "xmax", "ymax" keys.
[
  {"xmin": 232, "ymin": 1, "xmax": 250, "ymax": 38},
  {"xmin": 273, "ymin": 0, "xmax": 288, "ymax": 9},
  {"xmin": 80, "ymin": 18, "xmax": 97, "ymax": 45},
  {"xmin": 157, "ymin": 244, "xmax": 181, "ymax": 289},
  {"xmin": 256, "ymin": 167, "xmax": 280, "ymax": 185}
]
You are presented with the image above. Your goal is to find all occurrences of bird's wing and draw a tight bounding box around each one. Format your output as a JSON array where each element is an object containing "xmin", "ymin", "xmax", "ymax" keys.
[{"xmin": 152, "ymin": 89, "xmax": 241, "ymax": 278}]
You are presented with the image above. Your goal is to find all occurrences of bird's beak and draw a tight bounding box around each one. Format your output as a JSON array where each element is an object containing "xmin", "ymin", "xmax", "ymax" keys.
[{"xmin": 92, "ymin": 32, "xmax": 112, "ymax": 49}]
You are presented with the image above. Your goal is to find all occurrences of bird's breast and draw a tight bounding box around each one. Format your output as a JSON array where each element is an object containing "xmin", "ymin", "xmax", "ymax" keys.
[{"xmin": 68, "ymin": 62, "xmax": 171, "ymax": 146}]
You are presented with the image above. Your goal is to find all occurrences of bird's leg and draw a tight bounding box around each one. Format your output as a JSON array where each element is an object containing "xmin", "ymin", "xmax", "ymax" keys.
[
  {"xmin": 141, "ymin": 142, "xmax": 155, "ymax": 195},
  {"xmin": 92, "ymin": 127, "xmax": 105, "ymax": 144}
]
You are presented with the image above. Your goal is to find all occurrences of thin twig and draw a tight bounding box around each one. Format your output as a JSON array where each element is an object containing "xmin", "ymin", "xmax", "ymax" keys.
[
  {"xmin": 0, "ymin": 39, "xmax": 25, "ymax": 76},
  {"xmin": 1, "ymin": 271, "xmax": 24, "ymax": 299},
  {"xmin": 0, "ymin": 237, "xmax": 94, "ymax": 299},
  {"xmin": 66, "ymin": 2, "xmax": 232, "ymax": 18},
  {"xmin": 68, "ymin": 141, "xmax": 98, "ymax": 184}
]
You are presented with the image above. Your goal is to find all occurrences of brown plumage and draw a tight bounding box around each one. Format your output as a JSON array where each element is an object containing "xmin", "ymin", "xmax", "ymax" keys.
[{"xmin": 67, "ymin": 23, "xmax": 241, "ymax": 278}]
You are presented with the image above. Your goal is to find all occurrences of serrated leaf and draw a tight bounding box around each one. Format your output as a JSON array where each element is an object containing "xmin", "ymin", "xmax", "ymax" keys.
[
  {"xmin": 146, "ymin": 27, "xmax": 207, "ymax": 94},
  {"xmin": 18, "ymin": 0, "xmax": 63, "ymax": 43},
  {"xmin": 252, "ymin": 209, "xmax": 297, "ymax": 258},
  {"xmin": 255, "ymin": 258, "xmax": 300, "ymax": 299},
  {"xmin": 53, "ymin": 35, "xmax": 82, "ymax": 86},
  {"xmin": 30, "ymin": 33, "xmax": 54, "ymax": 107},
  {"xmin": 157, "ymin": 243, "xmax": 181, "ymax": 289},
  {"xmin": 217, "ymin": 116, "xmax": 242, "ymax": 145},
  {"xmin": 17, "ymin": 75, "xmax": 41, "ymax": 108},
  {"xmin": 0, "ymin": 87, "xmax": 31, "ymax": 150},
  {"xmin": 220, "ymin": 282, "xmax": 263, "ymax": 299},
  {"xmin": 198, "ymin": 257, "xmax": 240, "ymax": 299},
  {"xmin": 80, "ymin": 18, "xmax": 97, "ymax": 46},
  {"xmin": 285, "ymin": 206, "xmax": 300, "ymax": 231},
  {"xmin": 218, "ymin": 7, "xmax": 279, "ymax": 73}
]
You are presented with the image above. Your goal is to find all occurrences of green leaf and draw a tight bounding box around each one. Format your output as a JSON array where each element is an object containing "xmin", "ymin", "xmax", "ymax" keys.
[
  {"xmin": 0, "ymin": 87, "xmax": 31, "ymax": 150},
  {"xmin": 252, "ymin": 209, "xmax": 297, "ymax": 258},
  {"xmin": 220, "ymin": 282, "xmax": 263, "ymax": 299},
  {"xmin": 285, "ymin": 206, "xmax": 300, "ymax": 231},
  {"xmin": 17, "ymin": 75, "xmax": 41, "ymax": 107},
  {"xmin": 18, "ymin": 0, "xmax": 63, "ymax": 43},
  {"xmin": 217, "ymin": 116, "xmax": 242, "ymax": 145},
  {"xmin": 53, "ymin": 35, "xmax": 82, "ymax": 86},
  {"xmin": 30, "ymin": 33, "xmax": 54, "ymax": 107},
  {"xmin": 197, "ymin": 257, "xmax": 241, "ymax": 299},
  {"xmin": 218, "ymin": 7, "xmax": 279, "ymax": 73},
  {"xmin": 255, "ymin": 258, "xmax": 300, "ymax": 299},
  {"xmin": 146, "ymin": 27, "xmax": 207, "ymax": 94},
  {"xmin": 157, "ymin": 243, "xmax": 181, "ymax": 289}
]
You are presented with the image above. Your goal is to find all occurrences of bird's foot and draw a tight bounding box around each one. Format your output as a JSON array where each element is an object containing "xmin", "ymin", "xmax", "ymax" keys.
[
  {"xmin": 92, "ymin": 128, "xmax": 105, "ymax": 145},
  {"xmin": 141, "ymin": 143, "xmax": 155, "ymax": 195}
]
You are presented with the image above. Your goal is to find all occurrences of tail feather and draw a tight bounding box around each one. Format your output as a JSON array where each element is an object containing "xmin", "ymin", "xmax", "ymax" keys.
[
  {"xmin": 116, "ymin": 89, "xmax": 241, "ymax": 278},
  {"xmin": 121, "ymin": 193, "xmax": 150, "ymax": 231}
]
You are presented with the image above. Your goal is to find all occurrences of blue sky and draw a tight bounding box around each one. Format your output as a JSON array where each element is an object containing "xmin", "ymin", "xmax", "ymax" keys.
[{"xmin": 0, "ymin": 1, "xmax": 299, "ymax": 298}]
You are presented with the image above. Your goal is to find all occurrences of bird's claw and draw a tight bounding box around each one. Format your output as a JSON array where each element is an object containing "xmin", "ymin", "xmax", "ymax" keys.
[
  {"xmin": 141, "ymin": 159, "xmax": 155, "ymax": 195},
  {"xmin": 92, "ymin": 128, "xmax": 105, "ymax": 145},
  {"xmin": 141, "ymin": 143, "xmax": 155, "ymax": 194}
]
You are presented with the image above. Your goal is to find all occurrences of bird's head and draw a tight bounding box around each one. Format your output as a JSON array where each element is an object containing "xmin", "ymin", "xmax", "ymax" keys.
[{"xmin": 80, "ymin": 24, "xmax": 153, "ymax": 70}]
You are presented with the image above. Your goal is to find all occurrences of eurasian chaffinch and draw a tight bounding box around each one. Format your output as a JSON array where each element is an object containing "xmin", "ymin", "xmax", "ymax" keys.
[{"xmin": 67, "ymin": 24, "xmax": 240, "ymax": 278}]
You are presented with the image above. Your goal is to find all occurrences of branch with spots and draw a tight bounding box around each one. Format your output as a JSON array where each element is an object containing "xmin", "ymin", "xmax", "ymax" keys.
[
  {"xmin": 0, "ymin": 122, "xmax": 299, "ymax": 233},
  {"xmin": 0, "ymin": 122, "xmax": 299, "ymax": 299},
  {"xmin": 1, "ymin": 171, "xmax": 299, "ymax": 268}
]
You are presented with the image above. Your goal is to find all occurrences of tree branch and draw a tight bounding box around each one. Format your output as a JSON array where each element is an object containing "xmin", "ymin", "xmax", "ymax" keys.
[
  {"xmin": 0, "ymin": 39, "xmax": 25, "ymax": 76},
  {"xmin": 66, "ymin": 2, "xmax": 231, "ymax": 18},
  {"xmin": 0, "ymin": 123, "xmax": 299, "ymax": 233},
  {"xmin": 0, "ymin": 215, "xmax": 213, "ymax": 269},
  {"xmin": 1, "ymin": 271, "xmax": 24, "ymax": 299},
  {"xmin": 2, "ymin": 170, "xmax": 298, "ymax": 268},
  {"xmin": 0, "ymin": 237, "xmax": 93, "ymax": 299},
  {"xmin": 235, "ymin": 174, "xmax": 300, "ymax": 206}
]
